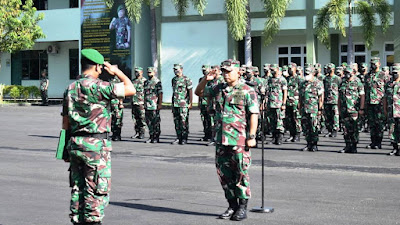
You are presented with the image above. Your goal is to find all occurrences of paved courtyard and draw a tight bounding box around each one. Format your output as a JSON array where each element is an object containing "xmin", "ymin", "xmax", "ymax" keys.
[{"xmin": 0, "ymin": 105, "xmax": 399, "ymax": 225}]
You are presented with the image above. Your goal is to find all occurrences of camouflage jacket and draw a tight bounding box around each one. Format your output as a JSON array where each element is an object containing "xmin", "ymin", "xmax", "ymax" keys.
[
  {"xmin": 203, "ymin": 82, "xmax": 259, "ymax": 146},
  {"xmin": 144, "ymin": 76, "xmax": 163, "ymax": 110},
  {"xmin": 132, "ymin": 77, "xmax": 147, "ymax": 105},
  {"xmin": 207, "ymin": 75, "xmax": 225, "ymax": 113},
  {"xmin": 366, "ymin": 71, "xmax": 390, "ymax": 104},
  {"xmin": 286, "ymin": 75, "xmax": 302, "ymax": 107},
  {"xmin": 110, "ymin": 77, "xmax": 122, "ymax": 110},
  {"xmin": 254, "ymin": 76, "xmax": 267, "ymax": 104},
  {"xmin": 339, "ymin": 77, "xmax": 364, "ymax": 114},
  {"xmin": 267, "ymin": 76, "xmax": 288, "ymax": 109},
  {"xmin": 385, "ymin": 81, "xmax": 400, "ymax": 118},
  {"xmin": 323, "ymin": 75, "xmax": 342, "ymax": 105},
  {"xmin": 171, "ymin": 75, "xmax": 193, "ymax": 108},
  {"xmin": 62, "ymin": 75, "xmax": 125, "ymax": 134},
  {"xmin": 199, "ymin": 77, "xmax": 208, "ymax": 106},
  {"xmin": 316, "ymin": 73, "xmax": 326, "ymax": 83},
  {"xmin": 40, "ymin": 77, "xmax": 48, "ymax": 91},
  {"xmin": 299, "ymin": 77, "xmax": 324, "ymax": 114}
]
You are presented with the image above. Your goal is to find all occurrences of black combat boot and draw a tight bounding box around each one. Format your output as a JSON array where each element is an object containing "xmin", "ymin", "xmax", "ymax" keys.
[
  {"xmin": 293, "ymin": 133, "xmax": 300, "ymax": 142},
  {"xmin": 86, "ymin": 222, "xmax": 102, "ymax": 225},
  {"xmin": 351, "ymin": 142, "xmax": 358, "ymax": 153},
  {"xmin": 366, "ymin": 136, "xmax": 376, "ymax": 149},
  {"xmin": 138, "ymin": 130, "xmax": 145, "ymax": 139},
  {"xmin": 145, "ymin": 135, "xmax": 152, "ymax": 143},
  {"xmin": 116, "ymin": 128, "xmax": 122, "ymax": 141},
  {"xmin": 338, "ymin": 142, "xmax": 350, "ymax": 153},
  {"xmin": 300, "ymin": 143, "xmax": 310, "ymax": 151},
  {"xmin": 330, "ymin": 130, "xmax": 337, "ymax": 137},
  {"xmin": 267, "ymin": 133, "xmax": 275, "ymax": 145},
  {"xmin": 275, "ymin": 133, "xmax": 283, "ymax": 145},
  {"xmin": 375, "ymin": 136, "xmax": 383, "ymax": 149},
  {"xmin": 171, "ymin": 138, "xmax": 180, "ymax": 145},
  {"xmin": 231, "ymin": 199, "xmax": 248, "ymax": 221},
  {"xmin": 285, "ymin": 136, "xmax": 294, "ymax": 142},
  {"xmin": 388, "ymin": 143, "xmax": 398, "ymax": 156},
  {"xmin": 310, "ymin": 142, "xmax": 318, "ymax": 152},
  {"xmin": 219, "ymin": 198, "xmax": 238, "ymax": 219}
]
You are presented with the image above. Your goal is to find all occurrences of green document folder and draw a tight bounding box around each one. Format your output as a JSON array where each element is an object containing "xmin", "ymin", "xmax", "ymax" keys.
[{"xmin": 56, "ymin": 129, "xmax": 66, "ymax": 160}]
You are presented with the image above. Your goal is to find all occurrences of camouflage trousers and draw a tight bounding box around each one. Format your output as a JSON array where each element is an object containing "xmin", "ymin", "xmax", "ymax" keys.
[
  {"xmin": 68, "ymin": 137, "xmax": 112, "ymax": 224},
  {"xmin": 391, "ymin": 118, "xmax": 400, "ymax": 144},
  {"xmin": 285, "ymin": 105, "xmax": 302, "ymax": 136},
  {"xmin": 367, "ymin": 104, "xmax": 386, "ymax": 139},
  {"xmin": 132, "ymin": 104, "xmax": 146, "ymax": 134},
  {"xmin": 342, "ymin": 112, "xmax": 359, "ymax": 143},
  {"xmin": 200, "ymin": 105, "xmax": 212, "ymax": 139},
  {"xmin": 40, "ymin": 90, "xmax": 48, "ymax": 105},
  {"xmin": 172, "ymin": 107, "xmax": 190, "ymax": 140},
  {"xmin": 324, "ymin": 104, "xmax": 339, "ymax": 132},
  {"xmin": 216, "ymin": 145, "xmax": 251, "ymax": 200},
  {"xmin": 302, "ymin": 113, "xmax": 319, "ymax": 143},
  {"xmin": 268, "ymin": 108, "xmax": 285, "ymax": 134},
  {"xmin": 318, "ymin": 109, "xmax": 326, "ymax": 130},
  {"xmin": 111, "ymin": 107, "xmax": 123, "ymax": 134},
  {"xmin": 145, "ymin": 110, "xmax": 161, "ymax": 138}
]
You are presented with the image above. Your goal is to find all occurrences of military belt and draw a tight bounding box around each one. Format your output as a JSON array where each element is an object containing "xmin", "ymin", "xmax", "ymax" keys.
[{"xmin": 71, "ymin": 132, "xmax": 110, "ymax": 140}]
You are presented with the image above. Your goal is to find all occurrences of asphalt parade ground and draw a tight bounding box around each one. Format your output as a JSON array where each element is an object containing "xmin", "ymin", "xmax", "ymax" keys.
[{"xmin": 0, "ymin": 106, "xmax": 399, "ymax": 225}]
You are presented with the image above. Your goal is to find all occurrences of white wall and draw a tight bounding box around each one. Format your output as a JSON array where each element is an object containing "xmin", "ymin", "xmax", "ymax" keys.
[
  {"xmin": 160, "ymin": 20, "xmax": 228, "ymax": 103},
  {"xmin": 261, "ymin": 35, "xmax": 306, "ymax": 64},
  {"xmin": 0, "ymin": 53, "xmax": 12, "ymax": 85}
]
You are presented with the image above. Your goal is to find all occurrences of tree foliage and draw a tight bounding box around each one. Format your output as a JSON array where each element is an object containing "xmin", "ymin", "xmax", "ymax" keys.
[
  {"xmin": 0, "ymin": 0, "xmax": 45, "ymax": 53},
  {"xmin": 262, "ymin": 0, "xmax": 292, "ymax": 46},
  {"xmin": 315, "ymin": 0, "xmax": 392, "ymax": 50},
  {"xmin": 225, "ymin": 0, "xmax": 248, "ymax": 41}
]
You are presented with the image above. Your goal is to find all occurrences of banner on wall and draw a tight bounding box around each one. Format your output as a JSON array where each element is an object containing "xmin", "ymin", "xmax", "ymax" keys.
[{"xmin": 81, "ymin": 0, "xmax": 132, "ymax": 79}]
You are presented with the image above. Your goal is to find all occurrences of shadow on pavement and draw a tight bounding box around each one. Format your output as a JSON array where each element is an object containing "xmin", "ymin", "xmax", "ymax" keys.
[
  {"xmin": 28, "ymin": 134, "xmax": 59, "ymax": 139},
  {"xmin": 110, "ymin": 201, "xmax": 219, "ymax": 217}
]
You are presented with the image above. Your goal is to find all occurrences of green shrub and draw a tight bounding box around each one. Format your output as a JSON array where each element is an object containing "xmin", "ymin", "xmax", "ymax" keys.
[
  {"xmin": 26, "ymin": 86, "xmax": 41, "ymax": 98},
  {"xmin": 9, "ymin": 86, "xmax": 20, "ymax": 100},
  {"xmin": 21, "ymin": 87, "xmax": 30, "ymax": 100}
]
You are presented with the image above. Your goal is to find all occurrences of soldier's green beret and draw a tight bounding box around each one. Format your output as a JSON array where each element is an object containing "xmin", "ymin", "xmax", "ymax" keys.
[
  {"xmin": 147, "ymin": 67, "xmax": 155, "ymax": 73},
  {"xmin": 117, "ymin": 5, "xmax": 125, "ymax": 12},
  {"xmin": 202, "ymin": 65, "xmax": 211, "ymax": 70},
  {"xmin": 382, "ymin": 66, "xmax": 389, "ymax": 72},
  {"xmin": 135, "ymin": 66, "xmax": 143, "ymax": 72},
  {"xmin": 282, "ymin": 65, "xmax": 288, "ymax": 70},
  {"xmin": 327, "ymin": 63, "xmax": 335, "ymax": 69},
  {"xmin": 173, "ymin": 64, "xmax": 183, "ymax": 69},
  {"xmin": 278, "ymin": 67, "xmax": 283, "ymax": 72},
  {"xmin": 288, "ymin": 62, "xmax": 297, "ymax": 68},
  {"xmin": 246, "ymin": 67, "xmax": 253, "ymax": 72},
  {"xmin": 252, "ymin": 66, "xmax": 259, "ymax": 72},
  {"xmin": 221, "ymin": 59, "xmax": 240, "ymax": 71},
  {"xmin": 371, "ymin": 57, "xmax": 380, "ymax": 63},
  {"xmin": 361, "ymin": 63, "xmax": 368, "ymax": 68},
  {"xmin": 81, "ymin": 49, "xmax": 104, "ymax": 65},
  {"xmin": 297, "ymin": 66, "xmax": 303, "ymax": 71},
  {"xmin": 314, "ymin": 63, "xmax": 321, "ymax": 69},
  {"xmin": 336, "ymin": 66, "xmax": 343, "ymax": 71},
  {"xmin": 341, "ymin": 62, "xmax": 348, "ymax": 67},
  {"xmin": 304, "ymin": 63, "xmax": 311, "ymax": 68}
]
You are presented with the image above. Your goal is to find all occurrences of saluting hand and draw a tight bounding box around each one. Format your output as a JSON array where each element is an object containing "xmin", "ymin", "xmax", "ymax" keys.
[{"xmin": 104, "ymin": 62, "xmax": 121, "ymax": 76}]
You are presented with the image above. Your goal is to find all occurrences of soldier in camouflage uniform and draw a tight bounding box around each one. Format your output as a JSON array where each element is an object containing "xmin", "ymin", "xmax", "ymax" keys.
[
  {"xmin": 206, "ymin": 65, "xmax": 225, "ymax": 146},
  {"xmin": 171, "ymin": 64, "xmax": 193, "ymax": 145},
  {"xmin": 40, "ymin": 70, "xmax": 49, "ymax": 106},
  {"xmin": 358, "ymin": 63, "xmax": 369, "ymax": 132},
  {"xmin": 144, "ymin": 67, "xmax": 163, "ymax": 143},
  {"xmin": 338, "ymin": 66, "xmax": 365, "ymax": 153},
  {"xmin": 199, "ymin": 65, "xmax": 213, "ymax": 141},
  {"xmin": 195, "ymin": 59, "xmax": 259, "ymax": 221},
  {"xmin": 109, "ymin": 5, "xmax": 131, "ymax": 50},
  {"xmin": 285, "ymin": 63, "xmax": 302, "ymax": 142},
  {"xmin": 131, "ymin": 67, "xmax": 147, "ymax": 139},
  {"xmin": 336, "ymin": 66, "xmax": 344, "ymax": 79},
  {"xmin": 365, "ymin": 57, "xmax": 390, "ymax": 149},
  {"xmin": 299, "ymin": 67, "xmax": 324, "ymax": 152},
  {"xmin": 385, "ymin": 68, "xmax": 400, "ymax": 156},
  {"xmin": 315, "ymin": 63, "xmax": 326, "ymax": 133},
  {"xmin": 110, "ymin": 76, "xmax": 124, "ymax": 141},
  {"xmin": 62, "ymin": 49, "xmax": 135, "ymax": 225},
  {"xmin": 323, "ymin": 63, "xmax": 341, "ymax": 138},
  {"xmin": 266, "ymin": 64, "xmax": 287, "ymax": 145}
]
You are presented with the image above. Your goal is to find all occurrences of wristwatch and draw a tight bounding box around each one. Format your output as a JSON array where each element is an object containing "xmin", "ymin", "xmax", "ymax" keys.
[{"xmin": 249, "ymin": 134, "xmax": 256, "ymax": 139}]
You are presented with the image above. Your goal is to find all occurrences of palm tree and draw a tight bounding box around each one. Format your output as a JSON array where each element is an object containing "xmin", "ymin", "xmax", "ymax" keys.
[
  {"xmin": 105, "ymin": 0, "xmax": 205, "ymax": 72},
  {"xmin": 315, "ymin": 0, "xmax": 392, "ymax": 65}
]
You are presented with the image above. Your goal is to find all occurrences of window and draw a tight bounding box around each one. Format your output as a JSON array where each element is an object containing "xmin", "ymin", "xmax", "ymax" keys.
[
  {"xmin": 340, "ymin": 43, "xmax": 366, "ymax": 65},
  {"xmin": 21, "ymin": 50, "xmax": 48, "ymax": 80},
  {"xmin": 384, "ymin": 43, "xmax": 394, "ymax": 67},
  {"xmin": 22, "ymin": 0, "xmax": 48, "ymax": 10},
  {"xmin": 277, "ymin": 45, "xmax": 307, "ymax": 67},
  {"xmin": 69, "ymin": 49, "xmax": 79, "ymax": 80},
  {"xmin": 70, "ymin": 0, "xmax": 78, "ymax": 8}
]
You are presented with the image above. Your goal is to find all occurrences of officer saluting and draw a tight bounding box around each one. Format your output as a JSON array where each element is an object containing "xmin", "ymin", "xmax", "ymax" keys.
[
  {"xmin": 62, "ymin": 49, "xmax": 135, "ymax": 225},
  {"xmin": 195, "ymin": 59, "xmax": 259, "ymax": 221}
]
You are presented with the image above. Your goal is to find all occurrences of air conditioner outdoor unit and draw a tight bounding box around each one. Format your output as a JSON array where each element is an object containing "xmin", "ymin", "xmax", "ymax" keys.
[{"xmin": 47, "ymin": 45, "xmax": 59, "ymax": 54}]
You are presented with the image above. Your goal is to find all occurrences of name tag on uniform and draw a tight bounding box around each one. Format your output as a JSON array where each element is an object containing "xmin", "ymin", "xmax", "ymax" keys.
[{"xmin": 231, "ymin": 91, "xmax": 245, "ymax": 105}]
